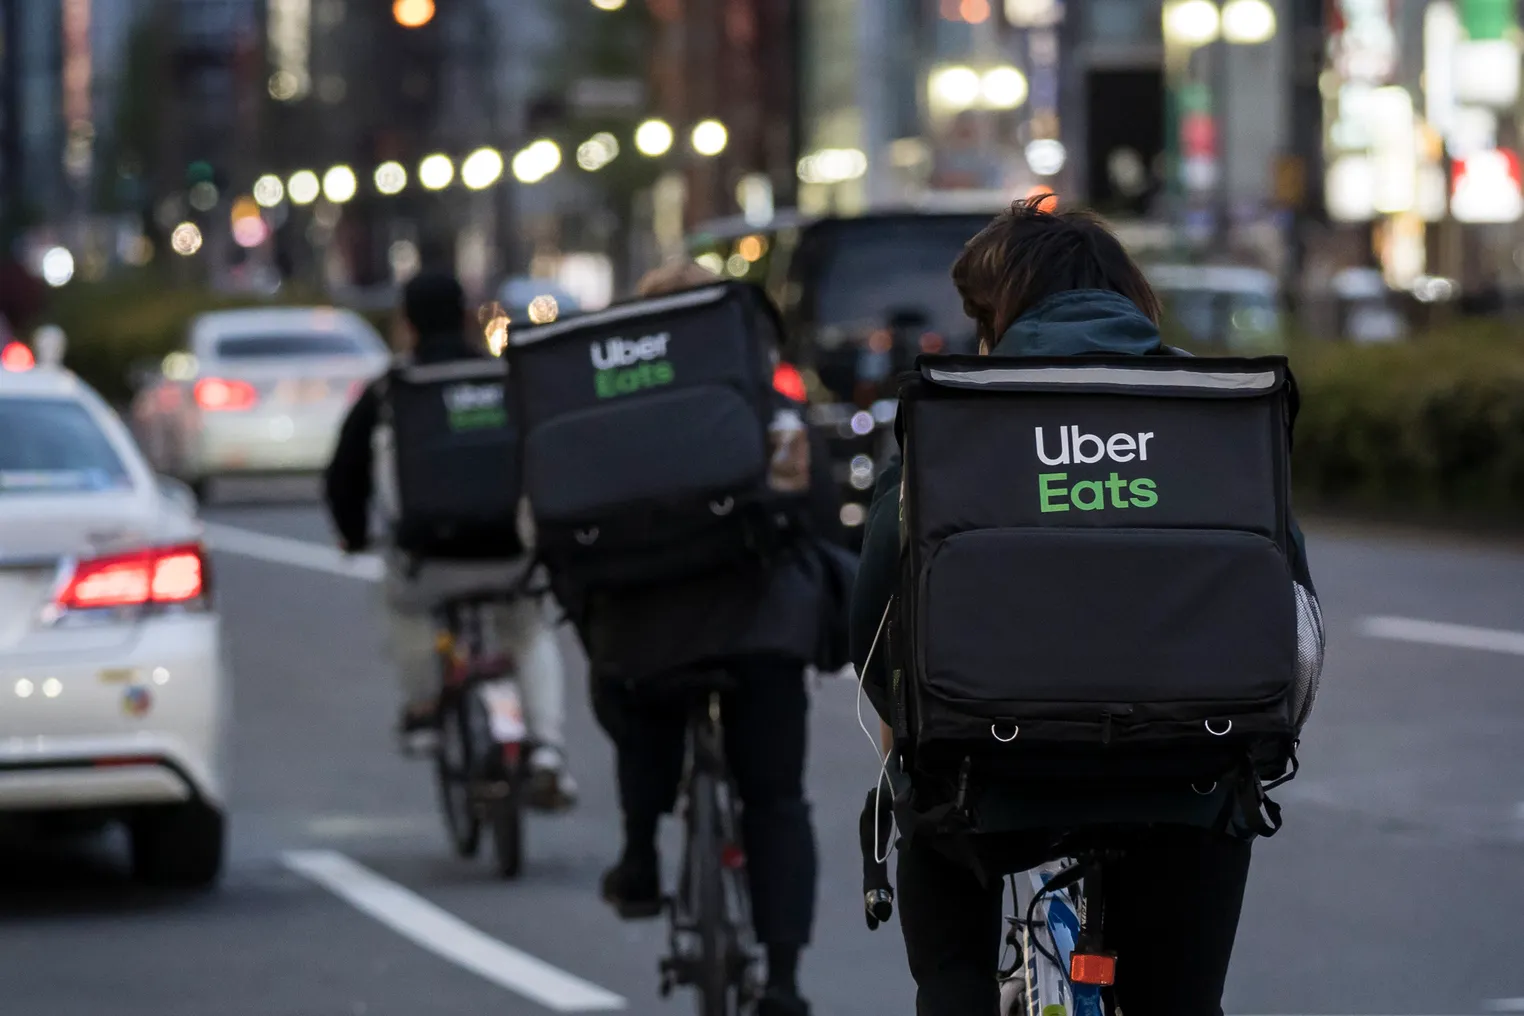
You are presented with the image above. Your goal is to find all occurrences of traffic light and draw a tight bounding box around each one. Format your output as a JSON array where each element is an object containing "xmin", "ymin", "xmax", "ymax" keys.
[{"xmin": 186, "ymin": 160, "xmax": 215, "ymax": 186}]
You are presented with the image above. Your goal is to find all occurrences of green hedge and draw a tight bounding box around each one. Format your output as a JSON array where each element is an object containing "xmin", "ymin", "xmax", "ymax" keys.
[{"xmin": 1289, "ymin": 328, "xmax": 1524, "ymax": 517}]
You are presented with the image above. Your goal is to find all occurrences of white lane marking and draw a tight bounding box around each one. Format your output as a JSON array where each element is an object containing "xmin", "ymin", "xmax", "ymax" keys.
[
  {"xmin": 304, "ymin": 814, "xmax": 437, "ymax": 839},
  {"xmin": 202, "ymin": 522, "xmax": 382, "ymax": 582},
  {"xmin": 283, "ymin": 850, "xmax": 626, "ymax": 1012},
  {"xmin": 1485, "ymin": 1001, "xmax": 1524, "ymax": 1012},
  {"xmin": 1358, "ymin": 616, "xmax": 1524, "ymax": 658}
]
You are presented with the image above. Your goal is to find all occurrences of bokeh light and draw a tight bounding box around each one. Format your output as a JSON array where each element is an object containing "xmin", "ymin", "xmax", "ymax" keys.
[
  {"xmin": 419, "ymin": 154, "xmax": 454, "ymax": 190},
  {"xmin": 41, "ymin": 247, "xmax": 75, "ymax": 287},
  {"xmin": 461, "ymin": 147, "xmax": 506, "ymax": 189},
  {"xmin": 393, "ymin": 0, "xmax": 435, "ymax": 28},
  {"xmin": 171, "ymin": 222, "xmax": 204, "ymax": 256},
  {"xmin": 288, "ymin": 170, "xmax": 320, "ymax": 204},
  {"xmin": 635, "ymin": 119, "xmax": 675, "ymax": 157},
  {"xmin": 374, "ymin": 161, "xmax": 408, "ymax": 195},
  {"xmin": 692, "ymin": 119, "xmax": 729, "ymax": 156},
  {"xmin": 322, "ymin": 165, "xmax": 358, "ymax": 203},
  {"xmin": 253, "ymin": 174, "xmax": 285, "ymax": 207}
]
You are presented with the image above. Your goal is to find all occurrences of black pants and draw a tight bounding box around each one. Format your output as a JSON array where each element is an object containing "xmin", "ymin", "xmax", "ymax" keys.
[
  {"xmin": 591, "ymin": 656, "xmax": 818, "ymax": 947},
  {"xmin": 897, "ymin": 825, "xmax": 1251, "ymax": 1016}
]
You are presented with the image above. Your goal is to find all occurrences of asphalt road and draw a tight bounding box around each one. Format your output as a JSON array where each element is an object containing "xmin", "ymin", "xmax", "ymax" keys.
[{"xmin": 4, "ymin": 480, "xmax": 1524, "ymax": 1016}]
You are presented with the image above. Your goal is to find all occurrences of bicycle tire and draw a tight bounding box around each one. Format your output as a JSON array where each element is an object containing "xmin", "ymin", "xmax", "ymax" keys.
[
  {"xmin": 491, "ymin": 765, "xmax": 525, "ymax": 879},
  {"xmin": 434, "ymin": 689, "xmax": 482, "ymax": 858},
  {"xmin": 687, "ymin": 770, "xmax": 733, "ymax": 1016}
]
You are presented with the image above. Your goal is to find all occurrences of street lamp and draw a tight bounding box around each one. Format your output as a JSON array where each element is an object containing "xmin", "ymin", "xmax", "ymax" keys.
[
  {"xmin": 590, "ymin": 0, "xmax": 626, "ymax": 8},
  {"xmin": 374, "ymin": 161, "xmax": 407, "ymax": 195},
  {"xmin": 1161, "ymin": 0, "xmax": 1277, "ymax": 247},
  {"xmin": 1164, "ymin": 0, "xmax": 1221, "ymax": 46},
  {"xmin": 322, "ymin": 165, "xmax": 358, "ymax": 203},
  {"xmin": 635, "ymin": 119, "xmax": 675, "ymax": 157},
  {"xmin": 691, "ymin": 120, "xmax": 729, "ymax": 157},
  {"xmin": 253, "ymin": 174, "xmax": 285, "ymax": 207},
  {"xmin": 287, "ymin": 170, "xmax": 320, "ymax": 205},
  {"xmin": 1220, "ymin": 0, "xmax": 1276, "ymax": 44},
  {"xmin": 511, "ymin": 141, "xmax": 561, "ymax": 184},
  {"xmin": 461, "ymin": 147, "xmax": 505, "ymax": 189},
  {"xmin": 577, "ymin": 133, "xmax": 620, "ymax": 171},
  {"xmin": 419, "ymin": 154, "xmax": 454, "ymax": 190}
]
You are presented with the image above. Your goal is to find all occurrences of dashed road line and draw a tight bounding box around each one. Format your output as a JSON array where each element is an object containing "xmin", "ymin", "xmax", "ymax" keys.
[
  {"xmin": 1358, "ymin": 616, "xmax": 1524, "ymax": 658},
  {"xmin": 283, "ymin": 849, "xmax": 626, "ymax": 1012}
]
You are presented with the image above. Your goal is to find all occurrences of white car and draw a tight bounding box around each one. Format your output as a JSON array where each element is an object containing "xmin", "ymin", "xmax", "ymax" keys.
[
  {"xmin": 0, "ymin": 362, "xmax": 228, "ymax": 887},
  {"xmin": 130, "ymin": 306, "xmax": 389, "ymax": 499}
]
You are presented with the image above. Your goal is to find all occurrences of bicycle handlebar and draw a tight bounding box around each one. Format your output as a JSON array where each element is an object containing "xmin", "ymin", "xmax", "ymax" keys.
[{"xmin": 858, "ymin": 784, "xmax": 896, "ymax": 930}]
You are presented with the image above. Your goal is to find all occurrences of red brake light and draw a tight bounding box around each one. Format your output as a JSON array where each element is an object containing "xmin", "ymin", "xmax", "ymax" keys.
[
  {"xmin": 2, "ymin": 341, "xmax": 35, "ymax": 371},
  {"xmin": 56, "ymin": 544, "xmax": 207, "ymax": 611},
  {"xmin": 194, "ymin": 377, "xmax": 258, "ymax": 411},
  {"xmin": 773, "ymin": 362, "xmax": 807, "ymax": 402}
]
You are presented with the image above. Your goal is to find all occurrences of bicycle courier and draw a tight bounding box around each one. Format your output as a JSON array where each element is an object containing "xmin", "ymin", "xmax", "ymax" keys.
[
  {"xmin": 888, "ymin": 352, "xmax": 1322, "ymax": 840},
  {"xmin": 506, "ymin": 281, "xmax": 810, "ymax": 593},
  {"xmin": 380, "ymin": 356, "xmax": 524, "ymax": 561}
]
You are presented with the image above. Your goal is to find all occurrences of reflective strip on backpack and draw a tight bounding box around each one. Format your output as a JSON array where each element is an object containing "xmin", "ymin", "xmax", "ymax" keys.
[{"xmin": 926, "ymin": 365, "xmax": 1280, "ymax": 391}]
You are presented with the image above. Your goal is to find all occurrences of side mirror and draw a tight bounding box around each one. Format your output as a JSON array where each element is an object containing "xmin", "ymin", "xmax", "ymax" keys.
[{"xmin": 156, "ymin": 475, "xmax": 199, "ymax": 515}]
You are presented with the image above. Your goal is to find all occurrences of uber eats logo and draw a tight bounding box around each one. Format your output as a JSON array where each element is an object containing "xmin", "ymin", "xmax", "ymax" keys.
[
  {"xmin": 1034, "ymin": 425, "xmax": 1158, "ymax": 512},
  {"xmin": 591, "ymin": 332, "xmax": 674, "ymax": 399},
  {"xmin": 443, "ymin": 383, "xmax": 506, "ymax": 431}
]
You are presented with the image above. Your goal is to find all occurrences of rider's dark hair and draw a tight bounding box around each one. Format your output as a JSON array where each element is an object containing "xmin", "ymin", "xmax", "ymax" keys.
[
  {"xmin": 402, "ymin": 272, "xmax": 466, "ymax": 336},
  {"xmin": 951, "ymin": 197, "xmax": 1161, "ymax": 352}
]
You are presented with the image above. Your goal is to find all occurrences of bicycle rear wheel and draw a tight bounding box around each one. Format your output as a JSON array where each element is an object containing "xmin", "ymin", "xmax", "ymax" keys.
[
  {"xmin": 490, "ymin": 757, "xmax": 525, "ymax": 879},
  {"xmin": 685, "ymin": 770, "xmax": 734, "ymax": 1016},
  {"xmin": 434, "ymin": 688, "xmax": 482, "ymax": 858}
]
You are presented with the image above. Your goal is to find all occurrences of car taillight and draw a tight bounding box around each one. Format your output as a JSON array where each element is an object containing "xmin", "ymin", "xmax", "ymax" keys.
[
  {"xmin": 56, "ymin": 543, "xmax": 208, "ymax": 611},
  {"xmin": 1, "ymin": 341, "xmax": 35, "ymax": 371},
  {"xmin": 194, "ymin": 377, "xmax": 258, "ymax": 411},
  {"xmin": 773, "ymin": 362, "xmax": 807, "ymax": 402}
]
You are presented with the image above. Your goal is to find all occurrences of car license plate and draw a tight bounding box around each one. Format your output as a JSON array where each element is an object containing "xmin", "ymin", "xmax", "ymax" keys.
[
  {"xmin": 479, "ymin": 680, "xmax": 527, "ymax": 743},
  {"xmin": 274, "ymin": 378, "xmax": 331, "ymax": 404}
]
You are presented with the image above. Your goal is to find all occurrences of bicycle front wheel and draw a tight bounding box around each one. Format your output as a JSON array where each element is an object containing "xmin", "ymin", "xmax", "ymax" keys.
[{"xmin": 685, "ymin": 770, "xmax": 734, "ymax": 1016}]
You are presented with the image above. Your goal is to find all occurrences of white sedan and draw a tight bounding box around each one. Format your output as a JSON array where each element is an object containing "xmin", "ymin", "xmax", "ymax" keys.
[
  {"xmin": 0, "ymin": 360, "xmax": 228, "ymax": 887},
  {"xmin": 130, "ymin": 306, "xmax": 389, "ymax": 499}
]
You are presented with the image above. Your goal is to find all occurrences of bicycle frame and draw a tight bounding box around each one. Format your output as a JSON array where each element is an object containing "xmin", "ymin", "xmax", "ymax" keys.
[{"xmin": 1002, "ymin": 861, "xmax": 1110, "ymax": 1016}]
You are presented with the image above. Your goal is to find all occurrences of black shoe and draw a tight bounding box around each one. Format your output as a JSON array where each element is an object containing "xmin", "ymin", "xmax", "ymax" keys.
[
  {"xmin": 526, "ymin": 747, "xmax": 579, "ymax": 812},
  {"xmin": 757, "ymin": 986, "xmax": 811, "ymax": 1016},
  {"xmin": 396, "ymin": 703, "xmax": 438, "ymax": 757},
  {"xmin": 600, "ymin": 852, "xmax": 662, "ymax": 920}
]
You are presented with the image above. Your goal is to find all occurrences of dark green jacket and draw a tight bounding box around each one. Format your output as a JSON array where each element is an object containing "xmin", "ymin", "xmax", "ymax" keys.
[{"xmin": 849, "ymin": 289, "xmax": 1314, "ymax": 833}]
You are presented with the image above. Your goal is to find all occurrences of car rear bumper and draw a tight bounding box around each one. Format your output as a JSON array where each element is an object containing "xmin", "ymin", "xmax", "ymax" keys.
[
  {"xmin": 0, "ymin": 615, "xmax": 228, "ymax": 811},
  {"xmin": 193, "ymin": 409, "xmax": 343, "ymax": 476},
  {"xmin": 0, "ymin": 759, "xmax": 194, "ymax": 810}
]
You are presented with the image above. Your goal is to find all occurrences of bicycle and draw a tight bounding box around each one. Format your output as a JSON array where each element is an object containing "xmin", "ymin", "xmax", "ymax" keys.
[
  {"xmin": 859, "ymin": 787, "xmax": 1118, "ymax": 1016},
  {"xmin": 431, "ymin": 592, "xmax": 532, "ymax": 879},
  {"xmin": 658, "ymin": 678, "xmax": 763, "ymax": 1016}
]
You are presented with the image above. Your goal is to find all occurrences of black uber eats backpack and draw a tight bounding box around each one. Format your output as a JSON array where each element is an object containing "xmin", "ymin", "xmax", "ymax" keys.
[
  {"xmin": 382, "ymin": 357, "xmax": 524, "ymax": 560},
  {"xmin": 506, "ymin": 281, "xmax": 796, "ymax": 591},
  {"xmin": 891, "ymin": 352, "xmax": 1303, "ymax": 834}
]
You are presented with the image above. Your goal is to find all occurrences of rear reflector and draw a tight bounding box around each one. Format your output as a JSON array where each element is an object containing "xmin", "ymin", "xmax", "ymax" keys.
[
  {"xmin": 1, "ymin": 342, "xmax": 35, "ymax": 371},
  {"xmin": 1069, "ymin": 952, "xmax": 1117, "ymax": 986},
  {"xmin": 194, "ymin": 377, "xmax": 258, "ymax": 411},
  {"xmin": 773, "ymin": 362, "xmax": 807, "ymax": 403},
  {"xmin": 57, "ymin": 543, "xmax": 207, "ymax": 610}
]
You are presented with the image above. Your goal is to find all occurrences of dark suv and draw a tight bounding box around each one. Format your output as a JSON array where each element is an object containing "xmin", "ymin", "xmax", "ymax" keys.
[{"xmin": 688, "ymin": 209, "xmax": 993, "ymax": 546}]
